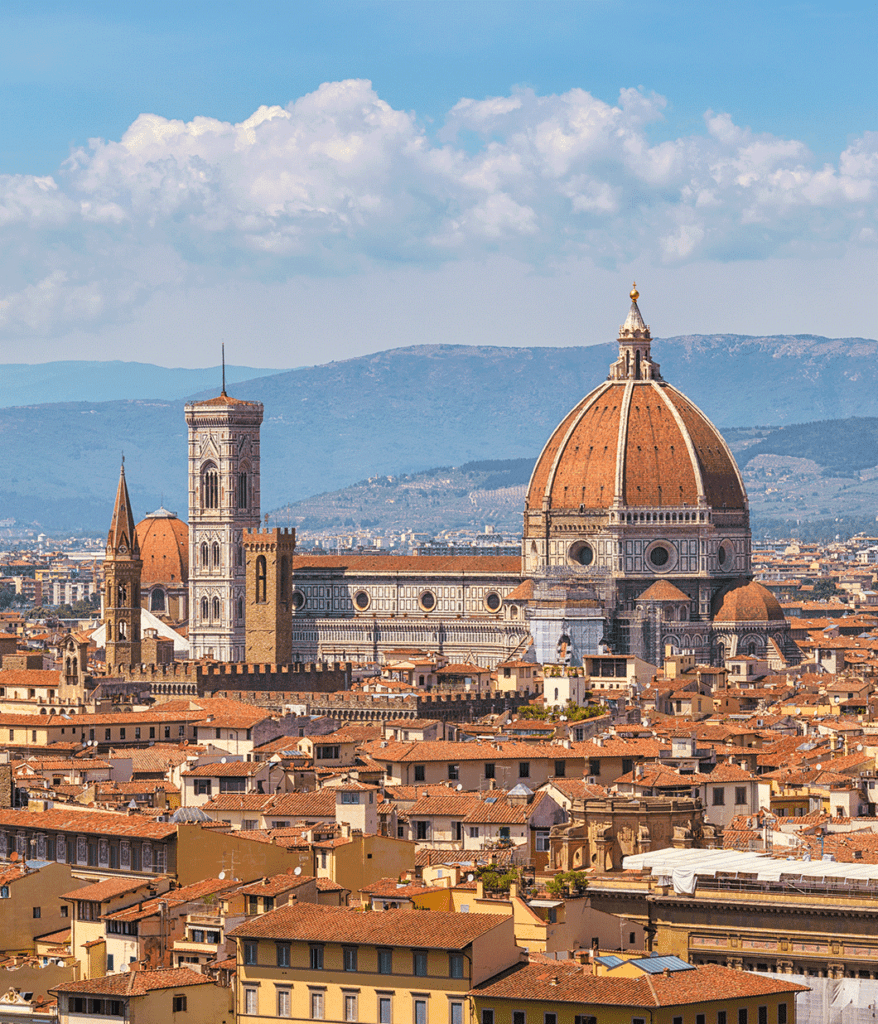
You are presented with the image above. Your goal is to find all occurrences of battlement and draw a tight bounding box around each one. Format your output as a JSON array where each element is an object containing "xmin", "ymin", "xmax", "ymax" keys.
[
  {"xmin": 117, "ymin": 658, "xmax": 350, "ymax": 697},
  {"xmin": 242, "ymin": 526, "xmax": 296, "ymax": 549}
]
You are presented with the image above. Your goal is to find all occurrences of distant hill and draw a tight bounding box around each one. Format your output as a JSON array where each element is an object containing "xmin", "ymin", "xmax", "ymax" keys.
[
  {"xmin": 1, "ymin": 334, "xmax": 877, "ymax": 532},
  {"xmin": 0, "ymin": 361, "xmax": 285, "ymax": 407},
  {"xmin": 277, "ymin": 420, "xmax": 878, "ymax": 540}
]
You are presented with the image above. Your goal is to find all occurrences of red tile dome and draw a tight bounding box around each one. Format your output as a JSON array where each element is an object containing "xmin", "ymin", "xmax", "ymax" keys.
[
  {"xmin": 135, "ymin": 509, "xmax": 189, "ymax": 585},
  {"xmin": 712, "ymin": 579, "xmax": 784, "ymax": 622}
]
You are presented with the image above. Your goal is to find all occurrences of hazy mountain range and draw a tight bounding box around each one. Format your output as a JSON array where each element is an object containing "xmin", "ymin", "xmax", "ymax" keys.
[{"xmin": 1, "ymin": 332, "xmax": 876, "ymax": 533}]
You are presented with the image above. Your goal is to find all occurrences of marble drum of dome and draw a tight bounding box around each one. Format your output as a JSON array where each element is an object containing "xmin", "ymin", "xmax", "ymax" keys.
[{"xmin": 523, "ymin": 286, "xmax": 751, "ymax": 620}]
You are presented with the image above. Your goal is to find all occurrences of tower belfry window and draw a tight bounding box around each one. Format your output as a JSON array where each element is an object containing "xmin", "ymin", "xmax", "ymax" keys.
[
  {"xmin": 255, "ymin": 555, "xmax": 267, "ymax": 604},
  {"xmin": 237, "ymin": 471, "xmax": 248, "ymax": 509},
  {"xmin": 212, "ymin": 542, "xmax": 220, "ymax": 568},
  {"xmin": 202, "ymin": 465, "xmax": 219, "ymax": 509},
  {"xmin": 212, "ymin": 597, "xmax": 220, "ymax": 621}
]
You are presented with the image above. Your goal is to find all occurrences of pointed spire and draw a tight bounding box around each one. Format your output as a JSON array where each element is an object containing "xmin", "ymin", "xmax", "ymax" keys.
[
  {"xmin": 608, "ymin": 282, "xmax": 661, "ymax": 382},
  {"xmin": 107, "ymin": 462, "xmax": 139, "ymax": 557},
  {"xmin": 221, "ymin": 343, "xmax": 227, "ymax": 397},
  {"xmin": 622, "ymin": 282, "xmax": 648, "ymax": 335}
]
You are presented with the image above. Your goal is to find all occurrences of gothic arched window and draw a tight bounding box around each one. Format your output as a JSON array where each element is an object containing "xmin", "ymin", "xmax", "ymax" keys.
[
  {"xmin": 117, "ymin": 583, "xmax": 128, "ymax": 605},
  {"xmin": 118, "ymin": 622, "xmax": 127, "ymax": 640},
  {"xmin": 150, "ymin": 589, "xmax": 166, "ymax": 612},
  {"xmin": 200, "ymin": 597, "xmax": 209, "ymax": 622},
  {"xmin": 237, "ymin": 471, "xmax": 248, "ymax": 509},
  {"xmin": 201, "ymin": 542, "xmax": 209, "ymax": 568},
  {"xmin": 255, "ymin": 556, "xmax": 267, "ymax": 604},
  {"xmin": 237, "ymin": 597, "xmax": 244, "ymax": 621},
  {"xmin": 212, "ymin": 542, "xmax": 220, "ymax": 568},
  {"xmin": 212, "ymin": 597, "xmax": 220, "ymax": 621},
  {"xmin": 201, "ymin": 463, "xmax": 219, "ymax": 510}
]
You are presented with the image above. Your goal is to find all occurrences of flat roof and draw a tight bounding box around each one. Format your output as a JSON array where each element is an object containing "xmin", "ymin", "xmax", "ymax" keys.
[{"xmin": 622, "ymin": 847, "xmax": 878, "ymax": 884}]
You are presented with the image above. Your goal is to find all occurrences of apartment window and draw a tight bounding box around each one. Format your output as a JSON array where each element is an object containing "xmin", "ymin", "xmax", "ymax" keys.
[
  {"xmin": 535, "ymin": 830, "xmax": 550, "ymax": 852},
  {"xmin": 311, "ymin": 992, "xmax": 325, "ymax": 1021},
  {"xmin": 738, "ymin": 1010, "xmax": 748, "ymax": 1024},
  {"xmin": 120, "ymin": 728, "xmax": 126, "ymax": 741},
  {"xmin": 220, "ymin": 778, "xmax": 246, "ymax": 793},
  {"xmin": 276, "ymin": 942, "xmax": 291, "ymax": 967},
  {"xmin": 378, "ymin": 948, "xmax": 393, "ymax": 974},
  {"xmin": 277, "ymin": 989, "xmax": 291, "ymax": 1018},
  {"xmin": 713, "ymin": 788, "xmax": 725, "ymax": 806},
  {"xmin": 589, "ymin": 759, "xmax": 600, "ymax": 777},
  {"xmin": 518, "ymin": 762, "xmax": 530, "ymax": 779},
  {"xmin": 778, "ymin": 1004, "xmax": 788, "ymax": 1024},
  {"xmin": 244, "ymin": 989, "xmax": 257, "ymax": 1015},
  {"xmin": 574, "ymin": 1018, "xmax": 596, "ymax": 1024},
  {"xmin": 415, "ymin": 1000, "xmax": 427, "ymax": 1024},
  {"xmin": 413, "ymin": 951, "xmax": 428, "ymax": 976},
  {"xmin": 105, "ymin": 728, "xmax": 111, "ymax": 741},
  {"xmin": 499, "ymin": 827, "xmax": 511, "ymax": 840},
  {"xmin": 484, "ymin": 763, "xmax": 495, "ymax": 780},
  {"xmin": 173, "ymin": 995, "xmax": 187, "ymax": 1012},
  {"xmin": 673, "ymin": 1017, "xmax": 682, "ymax": 1024},
  {"xmin": 165, "ymin": 726, "xmax": 171, "ymax": 739},
  {"xmin": 379, "ymin": 997, "xmax": 392, "ymax": 1024},
  {"xmin": 343, "ymin": 947, "xmax": 358, "ymax": 972},
  {"xmin": 622, "ymin": 759, "xmax": 634, "ymax": 775},
  {"xmin": 554, "ymin": 760, "xmax": 566, "ymax": 778},
  {"xmin": 469, "ymin": 827, "xmax": 479, "ymax": 839},
  {"xmin": 696, "ymin": 1015, "xmax": 706, "ymax": 1024},
  {"xmin": 545, "ymin": 1014, "xmax": 556, "ymax": 1024},
  {"xmin": 243, "ymin": 941, "xmax": 257, "ymax": 965},
  {"xmin": 448, "ymin": 765, "xmax": 459, "ymax": 781},
  {"xmin": 514, "ymin": 1013, "xmax": 526, "ymax": 1024},
  {"xmin": 194, "ymin": 780, "xmax": 211, "ymax": 796},
  {"xmin": 414, "ymin": 765, "xmax": 426, "ymax": 782},
  {"xmin": 106, "ymin": 954, "xmax": 115, "ymax": 972},
  {"xmin": 735, "ymin": 786, "xmax": 747, "ymax": 805},
  {"xmin": 758, "ymin": 1009, "xmax": 767, "ymax": 1024},
  {"xmin": 345, "ymin": 994, "xmax": 358, "ymax": 1022},
  {"xmin": 32, "ymin": 907, "xmax": 41, "ymax": 918},
  {"xmin": 452, "ymin": 821, "xmax": 463, "ymax": 842},
  {"xmin": 310, "ymin": 945, "xmax": 324, "ymax": 970},
  {"xmin": 340, "ymin": 791, "xmax": 360, "ymax": 805},
  {"xmin": 449, "ymin": 954, "xmax": 464, "ymax": 979},
  {"xmin": 415, "ymin": 821, "xmax": 429, "ymax": 841},
  {"xmin": 149, "ymin": 727, "xmax": 155, "ymax": 739},
  {"xmin": 135, "ymin": 727, "xmax": 141, "ymax": 740},
  {"xmin": 717, "ymin": 1014, "xmax": 727, "ymax": 1024},
  {"xmin": 451, "ymin": 1003, "xmax": 464, "ymax": 1024},
  {"xmin": 481, "ymin": 1011, "xmax": 494, "ymax": 1024}
]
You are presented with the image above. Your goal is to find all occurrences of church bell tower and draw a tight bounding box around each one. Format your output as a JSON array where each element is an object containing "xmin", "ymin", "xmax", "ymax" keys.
[
  {"xmin": 104, "ymin": 462, "xmax": 142, "ymax": 671},
  {"xmin": 186, "ymin": 379, "xmax": 263, "ymax": 662}
]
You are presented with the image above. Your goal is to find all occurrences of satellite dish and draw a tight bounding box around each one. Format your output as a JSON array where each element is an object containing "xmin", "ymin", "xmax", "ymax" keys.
[
  {"xmin": 857, "ymin": 744, "xmax": 864, "ymax": 752},
  {"xmin": 816, "ymin": 763, "xmax": 822, "ymax": 770},
  {"xmin": 456, "ymin": 783, "xmax": 463, "ymax": 791},
  {"xmin": 221, "ymin": 758, "xmax": 227, "ymax": 764},
  {"xmin": 294, "ymin": 866, "xmax": 302, "ymax": 876},
  {"xmin": 218, "ymin": 871, "xmax": 226, "ymax": 879},
  {"xmin": 467, "ymin": 873, "xmax": 474, "ymax": 882}
]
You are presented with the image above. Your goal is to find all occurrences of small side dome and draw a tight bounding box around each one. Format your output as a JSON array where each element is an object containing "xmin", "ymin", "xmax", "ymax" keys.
[
  {"xmin": 136, "ymin": 511, "xmax": 189, "ymax": 585},
  {"xmin": 170, "ymin": 805, "xmax": 214, "ymax": 824},
  {"xmin": 712, "ymin": 579, "xmax": 784, "ymax": 622}
]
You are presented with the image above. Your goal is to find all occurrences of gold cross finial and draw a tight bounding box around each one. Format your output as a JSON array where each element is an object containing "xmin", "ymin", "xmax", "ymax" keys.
[{"xmin": 630, "ymin": 282, "xmax": 639, "ymax": 302}]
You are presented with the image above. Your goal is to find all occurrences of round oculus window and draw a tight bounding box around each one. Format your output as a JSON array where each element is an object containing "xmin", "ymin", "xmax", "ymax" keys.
[
  {"xmin": 649, "ymin": 545, "xmax": 670, "ymax": 567},
  {"xmin": 718, "ymin": 545, "xmax": 727, "ymax": 566},
  {"xmin": 354, "ymin": 590, "xmax": 370, "ymax": 611},
  {"xmin": 578, "ymin": 544, "xmax": 594, "ymax": 566},
  {"xmin": 291, "ymin": 590, "xmax": 306, "ymax": 610},
  {"xmin": 485, "ymin": 592, "xmax": 501, "ymax": 611},
  {"xmin": 419, "ymin": 590, "xmax": 436, "ymax": 611}
]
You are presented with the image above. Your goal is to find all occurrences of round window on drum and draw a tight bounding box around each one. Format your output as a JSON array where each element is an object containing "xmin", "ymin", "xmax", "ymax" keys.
[
  {"xmin": 354, "ymin": 590, "xmax": 371, "ymax": 611},
  {"xmin": 485, "ymin": 592, "xmax": 501, "ymax": 612},
  {"xmin": 419, "ymin": 590, "xmax": 436, "ymax": 612}
]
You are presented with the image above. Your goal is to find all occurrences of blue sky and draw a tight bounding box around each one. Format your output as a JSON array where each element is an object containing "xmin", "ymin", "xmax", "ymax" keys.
[{"xmin": 0, "ymin": 0, "xmax": 874, "ymax": 366}]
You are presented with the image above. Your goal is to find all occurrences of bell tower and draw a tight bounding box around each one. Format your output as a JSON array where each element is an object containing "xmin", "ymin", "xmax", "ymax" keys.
[
  {"xmin": 104, "ymin": 462, "xmax": 142, "ymax": 671},
  {"xmin": 186, "ymin": 380, "xmax": 263, "ymax": 662},
  {"xmin": 243, "ymin": 527, "xmax": 296, "ymax": 665}
]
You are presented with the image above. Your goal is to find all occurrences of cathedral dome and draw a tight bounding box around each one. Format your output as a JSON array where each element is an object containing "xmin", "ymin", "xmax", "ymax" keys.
[
  {"xmin": 525, "ymin": 288, "xmax": 746, "ymax": 515},
  {"xmin": 135, "ymin": 508, "xmax": 189, "ymax": 585},
  {"xmin": 712, "ymin": 579, "xmax": 784, "ymax": 622}
]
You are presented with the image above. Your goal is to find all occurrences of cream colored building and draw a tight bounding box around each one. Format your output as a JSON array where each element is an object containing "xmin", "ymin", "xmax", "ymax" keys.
[{"xmin": 228, "ymin": 902, "xmax": 520, "ymax": 1023}]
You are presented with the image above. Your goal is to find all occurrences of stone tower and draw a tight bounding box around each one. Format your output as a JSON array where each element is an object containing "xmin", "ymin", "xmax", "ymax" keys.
[
  {"xmin": 104, "ymin": 463, "xmax": 142, "ymax": 671},
  {"xmin": 243, "ymin": 527, "xmax": 296, "ymax": 664},
  {"xmin": 186, "ymin": 386, "xmax": 263, "ymax": 661}
]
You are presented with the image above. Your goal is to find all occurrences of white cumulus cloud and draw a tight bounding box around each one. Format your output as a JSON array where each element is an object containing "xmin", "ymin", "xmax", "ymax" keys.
[{"xmin": 0, "ymin": 80, "xmax": 874, "ymax": 337}]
